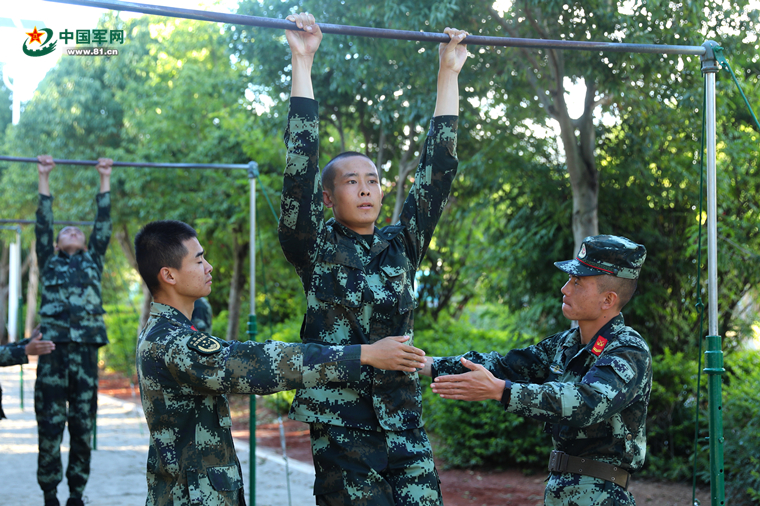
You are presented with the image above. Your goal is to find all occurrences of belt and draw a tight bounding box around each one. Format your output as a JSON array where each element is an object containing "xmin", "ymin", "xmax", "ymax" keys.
[{"xmin": 548, "ymin": 450, "xmax": 630, "ymax": 490}]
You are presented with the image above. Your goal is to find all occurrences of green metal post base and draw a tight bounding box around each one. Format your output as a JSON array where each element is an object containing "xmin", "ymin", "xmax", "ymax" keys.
[{"xmin": 704, "ymin": 335, "xmax": 725, "ymax": 506}]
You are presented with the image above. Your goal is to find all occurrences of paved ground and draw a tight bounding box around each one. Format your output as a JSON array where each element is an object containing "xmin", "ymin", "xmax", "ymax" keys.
[{"xmin": 0, "ymin": 361, "xmax": 316, "ymax": 506}]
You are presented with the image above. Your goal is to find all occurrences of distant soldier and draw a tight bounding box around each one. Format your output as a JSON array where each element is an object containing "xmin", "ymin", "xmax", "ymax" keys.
[
  {"xmin": 133, "ymin": 220, "xmax": 426, "ymax": 506},
  {"xmin": 35, "ymin": 154, "xmax": 113, "ymax": 506},
  {"xmin": 423, "ymin": 235, "xmax": 651, "ymax": 506},
  {"xmin": 0, "ymin": 329, "xmax": 55, "ymax": 420},
  {"xmin": 279, "ymin": 13, "xmax": 468, "ymax": 505},
  {"xmin": 191, "ymin": 296, "xmax": 212, "ymax": 332}
]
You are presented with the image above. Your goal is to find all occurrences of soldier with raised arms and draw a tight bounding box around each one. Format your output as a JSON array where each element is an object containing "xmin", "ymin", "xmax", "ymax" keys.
[
  {"xmin": 422, "ymin": 235, "xmax": 652, "ymax": 506},
  {"xmin": 133, "ymin": 220, "xmax": 426, "ymax": 506},
  {"xmin": 279, "ymin": 12, "xmax": 468, "ymax": 505},
  {"xmin": 35, "ymin": 154, "xmax": 113, "ymax": 506}
]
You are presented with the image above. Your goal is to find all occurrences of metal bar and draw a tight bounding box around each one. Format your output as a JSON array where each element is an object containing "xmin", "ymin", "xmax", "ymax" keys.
[
  {"xmin": 0, "ymin": 155, "xmax": 248, "ymax": 170},
  {"xmin": 247, "ymin": 162, "xmax": 259, "ymax": 506},
  {"xmin": 0, "ymin": 219, "xmax": 95, "ymax": 226},
  {"xmin": 701, "ymin": 41, "xmax": 725, "ymax": 506},
  {"xmin": 43, "ymin": 0, "xmax": 706, "ymax": 56}
]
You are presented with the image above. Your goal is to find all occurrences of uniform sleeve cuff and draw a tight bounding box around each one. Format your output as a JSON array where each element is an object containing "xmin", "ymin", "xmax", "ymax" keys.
[
  {"xmin": 500, "ymin": 380, "xmax": 512, "ymax": 408},
  {"xmin": 290, "ymin": 96, "xmax": 319, "ymax": 116}
]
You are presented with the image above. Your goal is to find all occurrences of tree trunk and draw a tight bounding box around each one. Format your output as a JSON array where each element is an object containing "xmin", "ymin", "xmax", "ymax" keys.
[
  {"xmin": 24, "ymin": 240, "xmax": 39, "ymax": 337},
  {"xmin": 391, "ymin": 130, "xmax": 423, "ymax": 224},
  {"xmin": 114, "ymin": 224, "xmax": 152, "ymax": 334},
  {"xmin": 226, "ymin": 231, "xmax": 248, "ymax": 342}
]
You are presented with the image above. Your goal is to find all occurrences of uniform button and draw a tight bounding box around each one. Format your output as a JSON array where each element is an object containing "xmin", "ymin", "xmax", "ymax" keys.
[{"xmin": 626, "ymin": 434, "xmax": 633, "ymax": 440}]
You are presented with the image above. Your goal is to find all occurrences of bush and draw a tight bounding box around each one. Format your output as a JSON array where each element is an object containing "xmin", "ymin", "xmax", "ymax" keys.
[{"xmin": 100, "ymin": 303, "xmax": 141, "ymax": 378}]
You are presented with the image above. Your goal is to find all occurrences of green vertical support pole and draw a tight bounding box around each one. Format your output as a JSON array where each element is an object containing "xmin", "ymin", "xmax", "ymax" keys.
[
  {"xmin": 701, "ymin": 41, "xmax": 725, "ymax": 506},
  {"xmin": 247, "ymin": 161, "xmax": 259, "ymax": 506}
]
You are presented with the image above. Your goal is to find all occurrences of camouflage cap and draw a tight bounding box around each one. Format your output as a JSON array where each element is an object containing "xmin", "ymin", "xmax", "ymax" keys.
[{"xmin": 554, "ymin": 235, "xmax": 647, "ymax": 279}]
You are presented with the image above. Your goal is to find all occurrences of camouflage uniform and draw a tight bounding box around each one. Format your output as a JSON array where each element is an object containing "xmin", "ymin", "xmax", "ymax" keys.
[
  {"xmin": 34, "ymin": 191, "xmax": 112, "ymax": 500},
  {"xmin": 191, "ymin": 297, "xmax": 213, "ymax": 332},
  {"xmin": 136, "ymin": 302, "xmax": 364, "ymax": 506},
  {"xmin": 0, "ymin": 338, "xmax": 31, "ymax": 419},
  {"xmin": 279, "ymin": 97, "xmax": 458, "ymax": 504},
  {"xmin": 434, "ymin": 316, "xmax": 652, "ymax": 506}
]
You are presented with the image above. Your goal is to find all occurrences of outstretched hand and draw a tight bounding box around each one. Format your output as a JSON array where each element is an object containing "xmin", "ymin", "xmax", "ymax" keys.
[
  {"xmin": 361, "ymin": 336, "xmax": 426, "ymax": 373},
  {"xmin": 431, "ymin": 357, "xmax": 505, "ymax": 401},
  {"xmin": 439, "ymin": 27, "xmax": 469, "ymax": 75},
  {"xmin": 25, "ymin": 331, "xmax": 55, "ymax": 357},
  {"xmin": 286, "ymin": 12, "xmax": 322, "ymax": 58}
]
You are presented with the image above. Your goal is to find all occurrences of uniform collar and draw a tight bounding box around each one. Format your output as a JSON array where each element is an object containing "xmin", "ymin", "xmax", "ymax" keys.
[
  {"xmin": 325, "ymin": 218, "xmax": 395, "ymax": 265},
  {"xmin": 559, "ymin": 313, "xmax": 625, "ymax": 351},
  {"xmin": 582, "ymin": 313, "xmax": 625, "ymax": 356},
  {"xmin": 150, "ymin": 302, "xmax": 194, "ymax": 329}
]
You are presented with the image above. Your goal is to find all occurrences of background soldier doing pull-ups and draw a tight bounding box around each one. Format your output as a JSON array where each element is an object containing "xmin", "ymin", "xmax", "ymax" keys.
[{"xmin": 35, "ymin": 155, "xmax": 113, "ymax": 506}]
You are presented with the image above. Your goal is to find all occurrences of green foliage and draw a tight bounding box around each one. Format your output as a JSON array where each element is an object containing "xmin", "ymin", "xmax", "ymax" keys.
[
  {"xmin": 722, "ymin": 351, "xmax": 760, "ymax": 504},
  {"xmin": 639, "ymin": 349, "xmax": 706, "ymax": 481},
  {"xmin": 415, "ymin": 314, "xmax": 552, "ymax": 468}
]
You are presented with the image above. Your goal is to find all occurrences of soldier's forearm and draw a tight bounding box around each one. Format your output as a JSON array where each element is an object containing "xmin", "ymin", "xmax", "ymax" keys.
[
  {"xmin": 99, "ymin": 174, "xmax": 110, "ymax": 193},
  {"xmin": 38, "ymin": 173, "xmax": 51, "ymax": 196}
]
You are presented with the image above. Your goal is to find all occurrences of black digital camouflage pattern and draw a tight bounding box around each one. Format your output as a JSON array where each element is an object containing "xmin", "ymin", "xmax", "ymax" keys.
[
  {"xmin": 0, "ymin": 339, "xmax": 29, "ymax": 367},
  {"xmin": 36, "ymin": 192, "xmax": 112, "ymax": 345},
  {"xmin": 0, "ymin": 339, "xmax": 30, "ymax": 420},
  {"xmin": 309, "ymin": 423, "xmax": 441, "ymax": 505},
  {"xmin": 34, "ymin": 191, "xmax": 111, "ymax": 501},
  {"xmin": 191, "ymin": 297, "xmax": 213, "ymax": 332},
  {"xmin": 35, "ymin": 342, "xmax": 99, "ymax": 499},
  {"xmin": 555, "ymin": 235, "xmax": 646, "ymax": 280},
  {"xmin": 433, "ymin": 314, "xmax": 652, "ymax": 505},
  {"xmin": 136, "ymin": 302, "xmax": 365, "ymax": 506},
  {"xmin": 278, "ymin": 97, "xmax": 458, "ymax": 431}
]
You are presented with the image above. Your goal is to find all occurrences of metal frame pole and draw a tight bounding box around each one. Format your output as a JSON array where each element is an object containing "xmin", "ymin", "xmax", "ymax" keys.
[
  {"xmin": 2, "ymin": 225, "xmax": 25, "ymax": 409},
  {"xmin": 246, "ymin": 161, "xmax": 259, "ymax": 506},
  {"xmin": 701, "ymin": 41, "xmax": 725, "ymax": 506},
  {"xmin": 42, "ymin": 0, "xmax": 706, "ymax": 56}
]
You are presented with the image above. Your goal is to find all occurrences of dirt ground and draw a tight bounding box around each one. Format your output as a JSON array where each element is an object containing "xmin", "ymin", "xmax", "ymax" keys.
[{"xmin": 99, "ymin": 373, "xmax": 709, "ymax": 506}]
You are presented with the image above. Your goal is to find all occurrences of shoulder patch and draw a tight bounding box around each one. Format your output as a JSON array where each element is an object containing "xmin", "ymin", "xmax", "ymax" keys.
[
  {"xmin": 590, "ymin": 336, "xmax": 608, "ymax": 356},
  {"xmin": 187, "ymin": 334, "xmax": 223, "ymax": 355}
]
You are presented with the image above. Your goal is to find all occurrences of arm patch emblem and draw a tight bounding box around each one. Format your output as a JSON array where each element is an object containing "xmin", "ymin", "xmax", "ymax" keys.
[{"xmin": 187, "ymin": 334, "xmax": 223, "ymax": 355}]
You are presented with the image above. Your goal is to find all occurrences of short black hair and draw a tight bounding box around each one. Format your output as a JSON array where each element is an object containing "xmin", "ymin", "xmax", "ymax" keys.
[
  {"xmin": 596, "ymin": 274, "xmax": 638, "ymax": 310},
  {"xmin": 322, "ymin": 151, "xmax": 373, "ymax": 192},
  {"xmin": 134, "ymin": 220, "xmax": 197, "ymax": 295}
]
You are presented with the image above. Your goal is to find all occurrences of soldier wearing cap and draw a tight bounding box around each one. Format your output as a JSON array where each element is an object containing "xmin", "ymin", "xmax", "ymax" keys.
[{"xmin": 421, "ymin": 235, "xmax": 651, "ymax": 506}]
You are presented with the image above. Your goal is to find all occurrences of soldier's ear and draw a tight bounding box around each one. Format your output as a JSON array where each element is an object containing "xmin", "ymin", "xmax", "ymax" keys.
[
  {"xmin": 602, "ymin": 290, "xmax": 618, "ymax": 310},
  {"xmin": 159, "ymin": 267, "xmax": 177, "ymax": 287},
  {"xmin": 323, "ymin": 190, "xmax": 334, "ymax": 209}
]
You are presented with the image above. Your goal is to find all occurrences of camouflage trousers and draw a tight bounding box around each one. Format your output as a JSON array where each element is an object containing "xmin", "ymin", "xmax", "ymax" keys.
[
  {"xmin": 309, "ymin": 423, "xmax": 442, "ymax": 506},
  {"xmin": 545, "ymin": 473, "xmax": 635, "ymax": 506},
  {"xmin": 34, "ymin": 342, "xmax": 99, "ymax": 500}
]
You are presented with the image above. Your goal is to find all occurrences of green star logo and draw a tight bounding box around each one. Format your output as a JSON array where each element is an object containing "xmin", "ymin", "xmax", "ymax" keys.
[{"xmin": 23, "ymin": 27, "xmax": 57, "ymax": 57}]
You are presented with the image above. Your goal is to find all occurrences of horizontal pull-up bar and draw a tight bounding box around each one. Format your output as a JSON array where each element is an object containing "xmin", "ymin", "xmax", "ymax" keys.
[
  {"xmin": 0, "ymin": 155, "xmax": 250, "ymax": 171},
  {"xmin": 0, "ymin": 219, "xmax": 96, "ymax": 226},
  {"xmin": 44, "ymin": 0, "xmax": 706, "ymax": 56}
]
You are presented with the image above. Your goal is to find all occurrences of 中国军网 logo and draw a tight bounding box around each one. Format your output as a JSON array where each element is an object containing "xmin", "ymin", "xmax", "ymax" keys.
[
  {"xmin": 23, "ymin": 27, "xmax": 125, "ymax": 57},
  {"xmin": 23, "ymin": 27, "xmax": 57, "ymax": 57}
]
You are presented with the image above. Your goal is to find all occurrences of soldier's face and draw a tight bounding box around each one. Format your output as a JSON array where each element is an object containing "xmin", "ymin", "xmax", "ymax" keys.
[
  {"xmin": 174, "ymin": 238, "xmax": 214, "ymax": 299},
  {"xmin": 323, "ymin": 157, "xmax": 383, "ymax": 234},
  {"xmin": 560, "ymin": 275, "xmax": 606, "ymax": 323},
  {"xmin": 56, "ymin": 226, "xmax": 86, "ymax": 255}
]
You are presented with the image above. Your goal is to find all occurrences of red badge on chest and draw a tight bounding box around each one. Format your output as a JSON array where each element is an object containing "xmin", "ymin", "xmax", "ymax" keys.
[
  {"xmin": 591, "ymin": 336, "xmax": 608, "ymax": 356},
  {"xmin": 190, "ymin": 325, "xmax": 198, "ymax": 331}
]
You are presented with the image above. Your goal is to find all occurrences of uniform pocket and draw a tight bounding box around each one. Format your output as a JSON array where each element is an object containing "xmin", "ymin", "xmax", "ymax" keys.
[
  {"xmin": 207, "ymin": 464, "xmax": 243, "ymax": 492},
  {"xmin": 313, "ymin": 265, "xmax": 363, "ymax": 308},
  {"xmin": 380, "ymin": 262, "xmax": 418, "ymax": 314}
]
